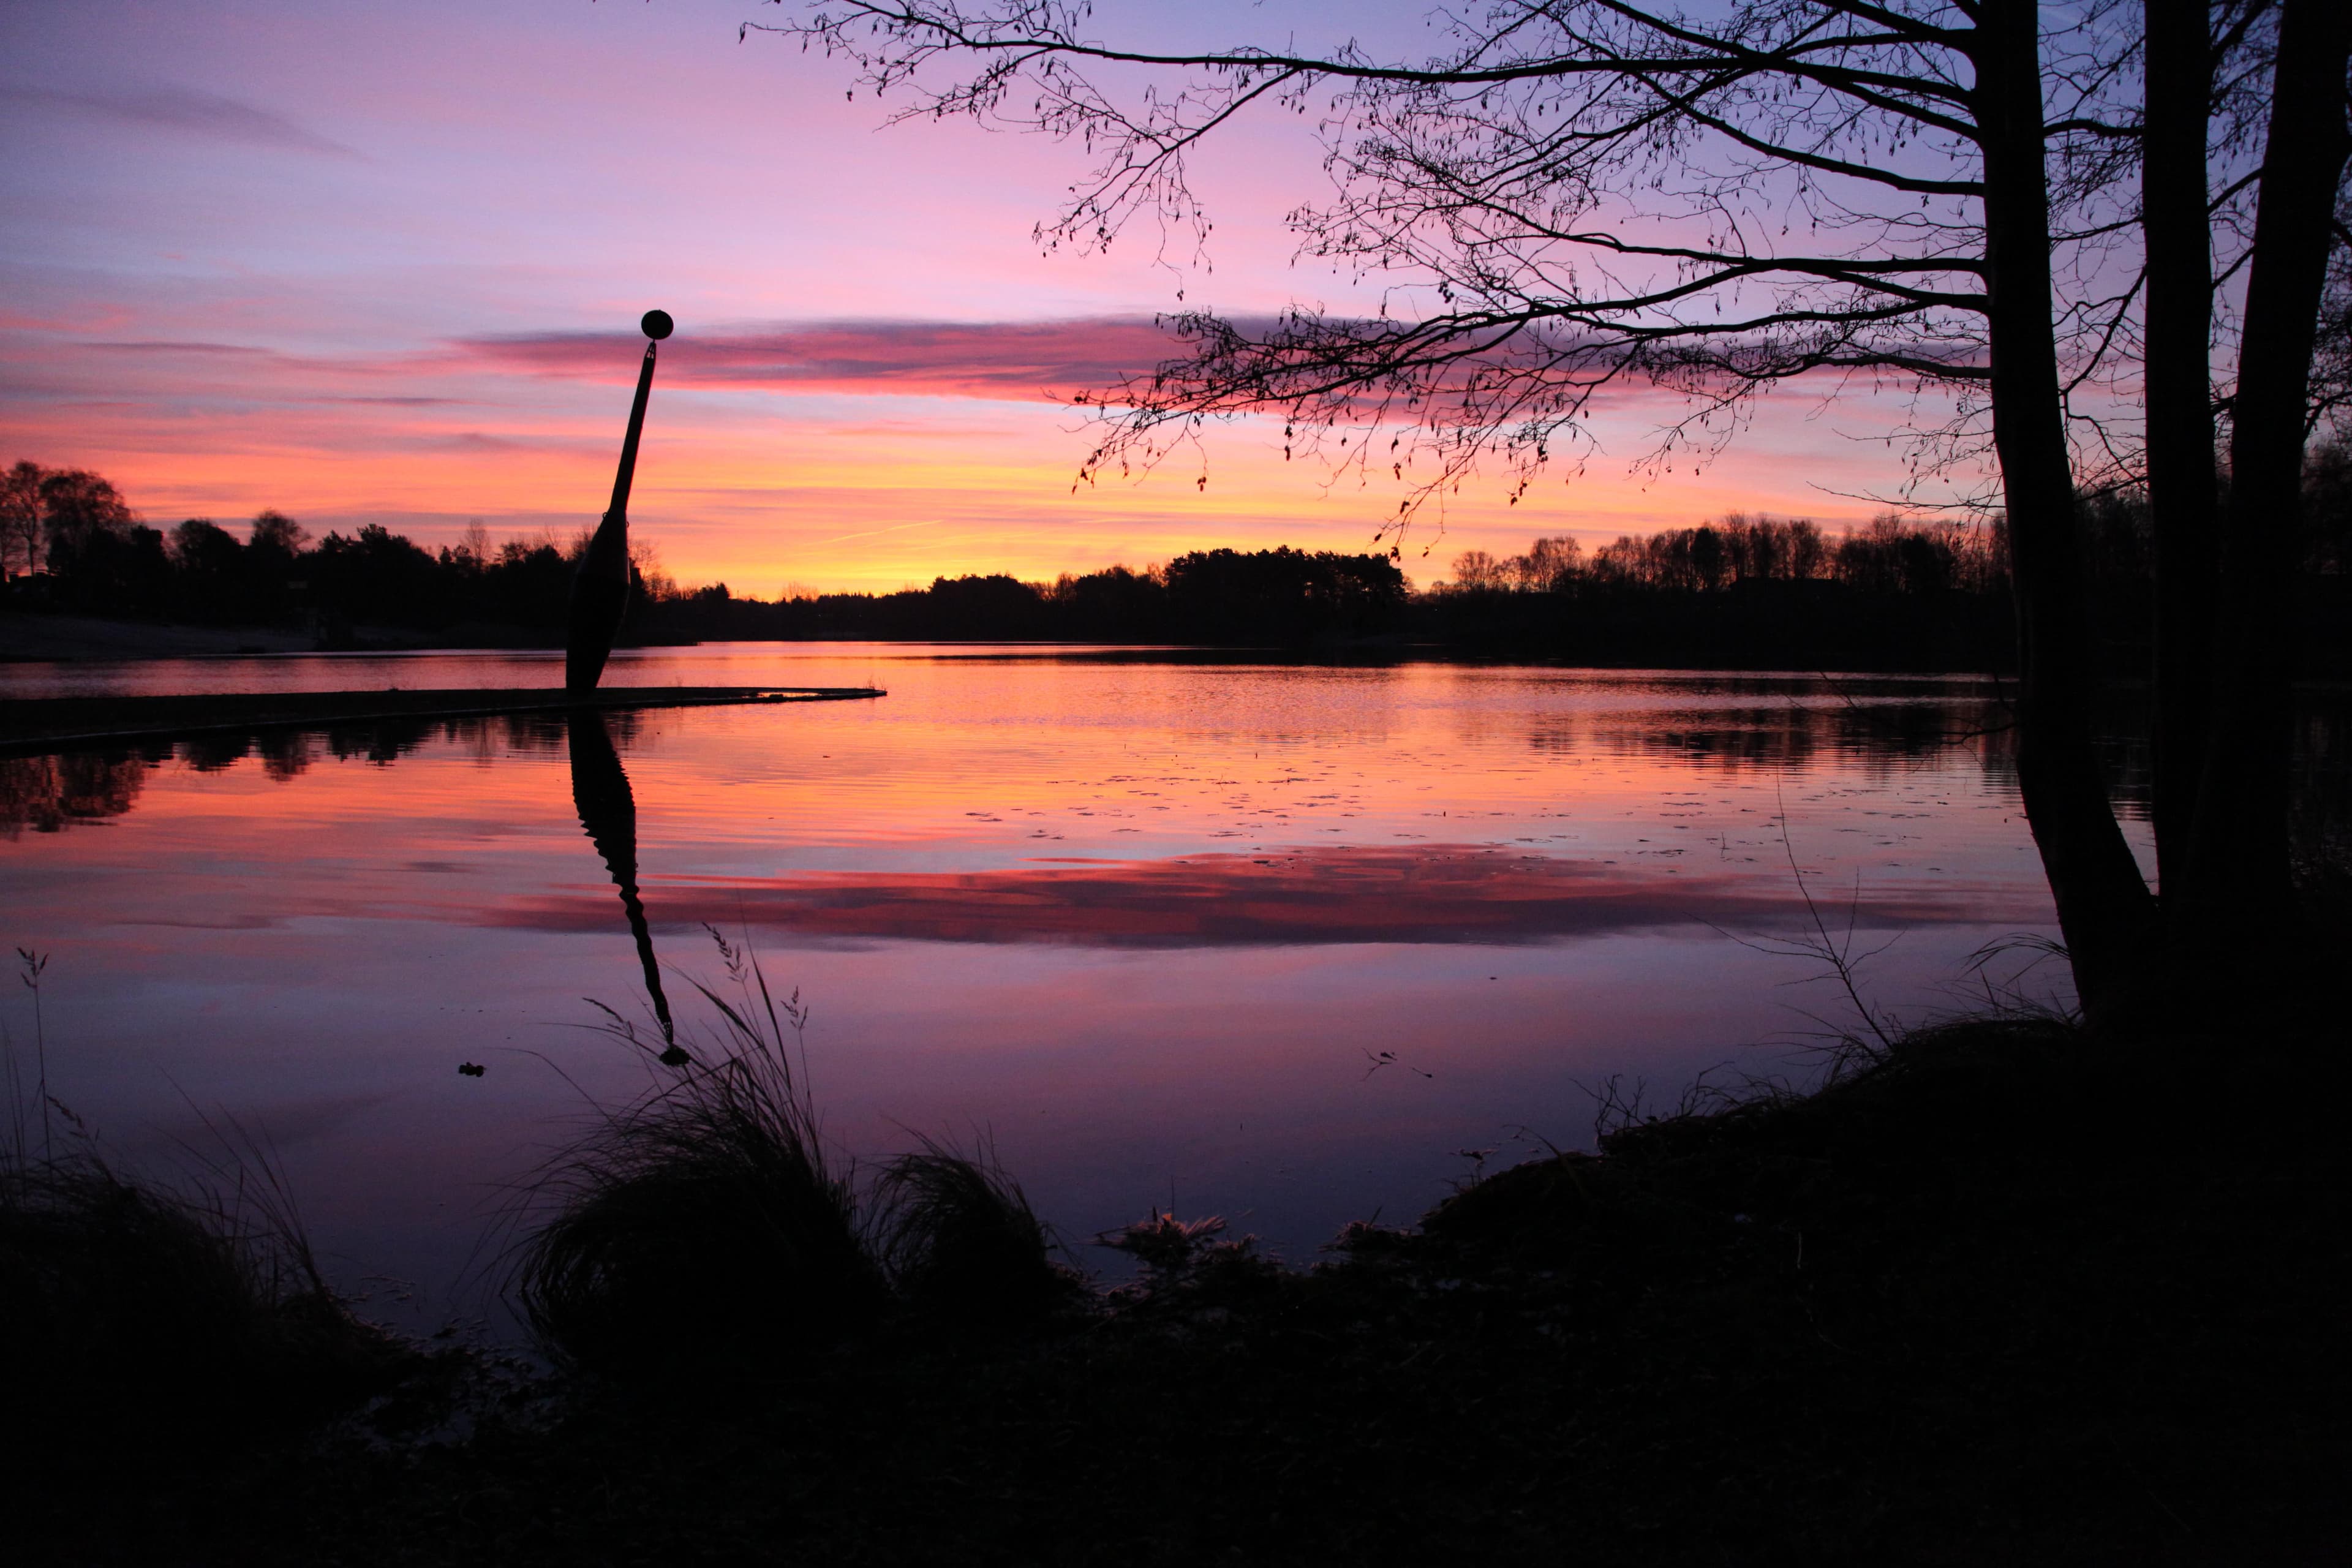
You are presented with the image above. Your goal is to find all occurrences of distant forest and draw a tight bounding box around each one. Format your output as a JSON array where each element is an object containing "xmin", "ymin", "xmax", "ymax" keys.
[{"xmin": 6, "ymin": 451, "xmax": 2348, "ymax": 672}]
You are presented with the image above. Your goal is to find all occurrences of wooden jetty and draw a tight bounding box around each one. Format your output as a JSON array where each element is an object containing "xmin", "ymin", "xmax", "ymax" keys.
[{"xmin": 0, "ymin": 685, "xmax": 884, "ymax": 757}]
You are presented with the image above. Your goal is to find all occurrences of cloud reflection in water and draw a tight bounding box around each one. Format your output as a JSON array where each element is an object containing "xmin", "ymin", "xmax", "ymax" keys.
[{"xmin": 489, "ymin": 844, "xmax": 2046, "ymax": 949}]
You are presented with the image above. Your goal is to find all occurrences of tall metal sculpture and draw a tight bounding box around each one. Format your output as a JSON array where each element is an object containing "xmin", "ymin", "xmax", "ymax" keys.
[{"xmin": 565, "ymin": 309, "xmax": 673, "ymax": 691}]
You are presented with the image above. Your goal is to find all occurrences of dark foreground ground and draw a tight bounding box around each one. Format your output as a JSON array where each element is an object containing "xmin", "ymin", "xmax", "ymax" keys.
[{"xmin": 10, "ymin": 1010, "xmax": 2348, "ymax": 1567}]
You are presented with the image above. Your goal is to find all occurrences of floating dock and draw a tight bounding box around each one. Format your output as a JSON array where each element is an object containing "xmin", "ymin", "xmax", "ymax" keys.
[{"xmin": 0, "ymin": 685, "xmax": 884, "ymax": 756}]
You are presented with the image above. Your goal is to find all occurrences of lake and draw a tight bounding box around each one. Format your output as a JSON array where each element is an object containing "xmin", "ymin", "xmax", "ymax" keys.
[{"xmin": 2, "ymin": 645, "xmax": 2153, "ymax": 1329}]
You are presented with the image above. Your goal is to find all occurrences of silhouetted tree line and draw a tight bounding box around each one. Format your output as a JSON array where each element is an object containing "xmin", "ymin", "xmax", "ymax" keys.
[
  {"xmin": 2, "ymin": 462, "xmax": 663, "ymax": 647},
  {"xmin": 2, "ymin": 462, "xmax": 1406, "ymax": 647},
  {"xmin": 1427, "ymin": 513, "xmax": 2015, "ymax": 669},
  {"xmin": 1427, "ymin": 476, "xmax": 2351, "ymax": 673},
  {"xmin": 669, "ymin": 548, "xmax": 1412, "ymax": 644},
  {"xmin": 7, "ymin": 452, "xmax": 2344, "ymax": 668}
]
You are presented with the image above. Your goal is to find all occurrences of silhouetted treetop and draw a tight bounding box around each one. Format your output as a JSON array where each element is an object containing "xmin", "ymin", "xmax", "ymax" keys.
[
  {"xmin": 774, "ymin": 0, "xmax": 2352, "ymax": 1029},
  {"xmin": 774, "ymin": 1, "xmax": 2177, "ymax": 530}
]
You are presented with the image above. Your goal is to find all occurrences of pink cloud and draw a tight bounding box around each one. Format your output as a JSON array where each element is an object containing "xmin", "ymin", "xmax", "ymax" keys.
[
  {"xmin": 2, "ymin": 83, "xmax": 358, "ymax": 158},
  {"xmin": 459, "ymin": 317, "xmax": 1194, "ymax": 402}
]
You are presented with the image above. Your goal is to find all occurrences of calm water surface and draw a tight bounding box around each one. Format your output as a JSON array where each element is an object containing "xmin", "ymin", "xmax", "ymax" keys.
[{"xmin": 4, "ymin": 645, "xmax": 2129, "ymax": 1326}]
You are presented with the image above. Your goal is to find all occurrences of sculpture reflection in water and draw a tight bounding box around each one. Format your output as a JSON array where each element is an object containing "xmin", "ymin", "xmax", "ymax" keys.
[{"xmin": 565, "ymin": 709, "xmax": 685, "ymax": 1063}]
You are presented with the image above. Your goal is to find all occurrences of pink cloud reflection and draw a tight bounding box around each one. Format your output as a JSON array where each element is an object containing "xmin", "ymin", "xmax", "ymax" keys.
[{"xmin": 486, "ymin": 844, "xmax": 2045, "ymax": 949}]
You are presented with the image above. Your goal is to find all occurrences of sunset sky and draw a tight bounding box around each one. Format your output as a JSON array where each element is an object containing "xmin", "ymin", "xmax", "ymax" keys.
[{"xmin": 1, "ymin": 0, "xmax": 1964, "ymax": 595}]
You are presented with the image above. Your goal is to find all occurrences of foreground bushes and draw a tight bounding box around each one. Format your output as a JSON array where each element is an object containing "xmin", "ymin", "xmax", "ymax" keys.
[
  {"xmin": 15, "ymin": 987, "xmax": 2347, "ymax": 1562},
  {"xmin": 514, "ymin": 940, "xmax": 1075, "ymax": 1380},
  {"xmin": 0, "ymin": 1142, "xmax": 412, "ymax": 1471}
]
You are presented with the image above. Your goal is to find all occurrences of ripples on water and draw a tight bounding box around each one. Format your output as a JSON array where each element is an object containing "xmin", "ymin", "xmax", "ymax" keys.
[{"xmin": 0, "ymin": 644, "xmax": 2215, "ymax": 1324}]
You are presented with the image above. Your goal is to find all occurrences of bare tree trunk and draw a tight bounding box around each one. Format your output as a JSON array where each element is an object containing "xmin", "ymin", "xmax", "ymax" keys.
[
  {"xmin": 1973, "ymin": 0, "xmax": 2156, "ymax": 1018},
  {"xmin": 2186, "ymin": 0, "xmax": 2352, "ymax": 935},
  {"xmin": 2143, "ymin": 0, "xmax": 2220, "ymax": 898}
]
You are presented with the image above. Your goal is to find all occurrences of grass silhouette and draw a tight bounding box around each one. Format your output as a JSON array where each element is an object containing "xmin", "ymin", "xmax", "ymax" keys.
[
  {"xmin": 1, "ymin": 1099, "xmax": 413, "ymax": 1488},
  {"xmin": 514, "ymin": 930, "xmax": 1068, "ymax": 1380},
  {"xmin": 875, "ymin": 1135, "xmax": 1078, "ymax": 1333}
]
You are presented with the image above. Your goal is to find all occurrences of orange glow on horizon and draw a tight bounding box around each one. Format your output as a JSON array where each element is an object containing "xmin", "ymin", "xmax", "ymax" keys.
[{"xmin": 7, "ymin": 374, "xmax": 1913, "ymax": 597}]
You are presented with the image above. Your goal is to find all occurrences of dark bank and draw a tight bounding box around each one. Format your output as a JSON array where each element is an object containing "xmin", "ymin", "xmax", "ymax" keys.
[{"xmin": 7, "ymin": 978, "xmax": 2345, "ymax": 1565}]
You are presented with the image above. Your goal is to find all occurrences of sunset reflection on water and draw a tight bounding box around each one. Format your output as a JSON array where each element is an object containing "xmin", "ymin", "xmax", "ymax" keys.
[{"xmin": 1, "ymin": 647, "xmax": 2113, "ymax": 1325}]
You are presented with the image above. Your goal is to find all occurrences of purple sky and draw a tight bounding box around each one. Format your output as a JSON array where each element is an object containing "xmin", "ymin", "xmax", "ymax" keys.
[{"xmin": 1, "ymin": 1, "xmax": 1975, "ymax": 593}]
